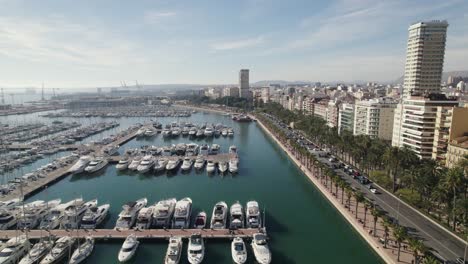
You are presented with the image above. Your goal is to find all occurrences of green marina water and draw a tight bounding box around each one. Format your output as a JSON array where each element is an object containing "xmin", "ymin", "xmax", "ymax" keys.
[{"xmin": 1, "ymin": 111, "xmax": 383, "ymax": 263}]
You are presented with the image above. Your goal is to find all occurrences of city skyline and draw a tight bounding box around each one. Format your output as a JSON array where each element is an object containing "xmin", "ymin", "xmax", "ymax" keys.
[{"xmin": 0, "ymin": 0, "xmax": 467, "ymax": 88}]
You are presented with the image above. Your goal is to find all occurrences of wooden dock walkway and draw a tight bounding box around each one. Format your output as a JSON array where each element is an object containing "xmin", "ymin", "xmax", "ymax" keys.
[{"xmin": 0, "ymin": 228, "xmax": 267, "ymax": 240}]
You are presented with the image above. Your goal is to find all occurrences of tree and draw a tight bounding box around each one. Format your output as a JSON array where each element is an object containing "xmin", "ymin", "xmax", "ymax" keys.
[
  {"xmin": 370, "ymin": 206, "xmax": 383, "ymax": 237},
  {"xmin": 354, "ymin": 191, "xmax": 365, "ymax": 219},
  {"xmin": 444, "ymin": 166, "xmax": 464, "ymax": 230},
  {"xmin": 393, "ymin": 225, "xmax": 407, "ymax": 262},
  {"xmin": 382, "ymin": 218, "xmax": 391, "ymax": 248},
  {"xmin": 363, "ymin": 201, "xmax": 370, "ymax": 228},
  {"xmin": 408, "ymin": 237, "xmax": 426, "ymax": 264},
  {"xmin": 422, "ymin": 256, "xmax": 439, "ymax": 264}
]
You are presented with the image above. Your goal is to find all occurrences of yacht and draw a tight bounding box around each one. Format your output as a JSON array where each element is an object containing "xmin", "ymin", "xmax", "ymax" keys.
[
  {"xmin": 210, "ymin": 201, "xmax": 228, "ymax": 229},
  {"xmin": 199, "ymin": 145, "xmax": 209, "ymax": 156},
  {"xmin": 128, "ymin": 157, "xmax": 142, "ymax": 171},
  {"xmin": 69, "ymin": 237, "xmax": 94, "ymax": 264},
  {"xmin": 251, "ymin": 233, "xmax": 271, "ymax": 264},
  {"xmin": 115, "ymin": 159, "xmax": 130, "ymax": 170},
  {"xmin": 68, "ymin": 156, "xmax": 91, "ymax": 174},
  {"xmin": 210, "ymin": 144, "xmax": 220, "ymax": 155},
  {"xmin": 18, "ymin": 199, "xmax": 61, "ymax": 230},
  {"xmin": 193, "ymin": 212, "xmax": 207, "ymax": 229},
  {"xmin": 229, "ymin": 202, "xmax": 244, "ymax": 229},
  {"xmin": 144, "ymin": 129, "xmax": 156, "ymax": 137},
  {"xmin": 115, "ymin": 198, "xmax": 147, "ymax": 230},
  {"xmin": 162, "ymin": 129, "xmax": 171, "ymax": 138},
  {"xmin": 204, "ymin": 127, "xmax": 214, "ymax": 137},
  {"xmin": 153, "ymin": 198, "xmax": 177, "ymax": 228},
  {"xmin": 181, "ymin": 127, "xmax": 190, "ymax": 136},
  {"xmin": 84, "ymin": 158, "xmax": 108, "ymax": 173},
  {"xmin": 231, "ymin": 237, "xmax": 247, "ymax": 264},
  {"xmin": 136, "ymin": 128, "xmax": 146, "ymax": 138},
  {"xmin": 19, "ymin": 240, "xmax": 54, "ymax": 264},
  {"xmin": 166, "ymin": 158, "xmax": 181, "ymax": 171},
  {"xmin": 0, "ymin": 198, "xmax": 21, "ymax": 210},
  {"xmin": 171, "ymin": 198, "xmax": 192, "ymax": 229},
  {"xmin": 39, "ymin": 204, "xmax": 67, "ymax": 230},
  {"xmin": 118, "ymin": 234, "xmax": 139, "ymax": 262},
  {"xmin": 175, "ymin": 144, "xmax": 186, "ymax": 156},
  {"xmin": 218, "ymin": 161, "xmax": 228, "ymax": 174},
  {"xmin": 221, "ymin": 129, "xmax": 228, "ymax": 137},
  {"xmin": 229, "ymin": 158, "xmax": 239, "ymax": 173},
  {"xmin": 161, "ymin": 147, "xmax": 173, "ymax": 157},
  {"xmin": 187, "ymin": 234, "xmax": 204, "ymax": 264},
  {"xmin": 164, "ymin": 237, "xmax": 182, "ymax": 264},
  {"xmin": 185, "ymin": 143, "xmax": 199, "ymax": 156},
  {"xmin": 0, "ymin": 210, "xmax": 17, "ymax": 230},
  {"xmin": 135, "ymin": 206, "xmax": 155, "ymax": 229},
  {"xmin": 137, "ymin": 155, "xmax": 154, "ymax": 173},
  {"xmin": 171, "ymin": 128, "xmax": 181, "ymax": 137},
  {"xmin": 0, "ymin": 236, "xmax": 31, "ymax": 264},
  {"xmin": 61, "ymin": 199, "xmax": 97, "ymax": 229},
  {"xmin": 180, "ymin": 158, "xmax": 193, "ymax": 171},
  {"xmin": 102, "ymin": 145, "xmax": 119, "ymax": 156},
  {"xmin": 195, "ymin": 129, "xmax": 204, "ymax": 138},
  {"xmin": 188, "ymin": 127, "xmax": 197, "ymax": 137},
  {"xmin": 193, "ymin": 156, "xmax": 205, "ymax": 170},
  {"xmin": 228, "ymin": 128, "xmax": 234, "ymax": 137},
  {"xmin": 206, "ymin": 160, "xmax": 216, "ymax": 174},
  {"xmin": 80, "ymin": 204, "xmax": 110, "ymax": 229},
  {"xmin": 154, "ymin": 158, "xmax": 168, "ymax": 172},
  {"xmin": 229, "ymin": 145, "xmax": 237, "ymax": 154},
  {"xmin": 246, "ymin": 201, "xmax": 262, "ymax": 228},
  {"xmin": 40, "ymin": 236, "xmax": 76, "ymax": 264}
]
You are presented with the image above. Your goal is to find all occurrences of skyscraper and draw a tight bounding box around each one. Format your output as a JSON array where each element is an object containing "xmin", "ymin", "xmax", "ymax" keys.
[
  {"xmin": 402, "ymin": 20, "xmax": 448, "ymax": 98},
  {"xmin": 239, "ymin": 69, "xmax": 250, "ymax": 98}
]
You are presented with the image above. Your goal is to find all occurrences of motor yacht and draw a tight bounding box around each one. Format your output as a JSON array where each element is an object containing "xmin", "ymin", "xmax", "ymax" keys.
[
  {"xmin": 61, "ymin": 199, "xmax": 97, "ymax": 229},
  {"xmin": 137, "ymin": 155, "xmax": 154, "ymax": 173},
  {"xmin": 161, "ymin": 147, "xmax": 173, "ymax": 157},
  {"xmin": 229, "ymin": 202, "xmax": 244, "ymax": 229},
  {"xmin": 164, "ymin": 237, "xmax": 182, "ymax": 264},
  {"xmin": 69, "ymin": 237, "xmax": 94, "ymax": 264},
  {"xmin": 115, "ymin": 198, "xmax": 147, "ymax": 230},
  {"xmin": 118, "ymin": 234, "xmax": 139, "ymax": 262},
  {"xmin": 218, "ymin": 161, "xmax": 228, "ymax": 174},
  {"xmin": 206, "ymin": 160, "xmax": 216, "ymax": 174},
  {"xmin": 228, "ymin": 128, "xmax": 234, "ymax": 137},
  {"xmin": 204, "ymin": 127, "xmax": 214, "ymax": 137},
  {"xmin": 102, "ymin": 145, "xmax": 119, "ymax": 156},
  {"xmin": 166, "ymin": 158, "xmax": 181, "ymax": 171},
  {"xmin": 80, "ymin": 204, "xmax": 110, "ymax": 229},
  {"xmin": 187, "ymin": 234, "xmax": 204, "ymax": 264},
  {"xmin": 174, "ymin": 144, "xmax": 186, "ymax": 156},
  {"xmin": 193, "ymin": 212, "xmax": 207, "ymax": 229},
  {"xmin": 251, "ymin": 233, "xmax": 271, "ymax": 264},
  {"xmin": 0, "ymin": 236, "xmax": 31, "ymax": 264},
  {"xmin": 185, "ymin": 143, "xmax": 199, "ymax": 156},
  {"xmin": 171, "ymin": 128, "xmax": 181, "ymax": 137},
  {"xmin": 210, "ymin": 144, "xmax": 220, "ymax": 155},
  {"xmin": 84, "ymin": 158, "xmax": 108, "ymax": 173},
  {"xmin": 0, "ymin": 210, "xmax": 17, "ymax": 230},
  {"xmin": 171, "ymin": 198, "xmax": 192, "ymax": 229},
  {"xmin": 128, "ymin": 157, "xmax": 142, "ymax": 171},
  {"xmin": 246, "ymin": 201, "xmax": 262, "ymax": 228},
  {"xmin": 144, "ymin": 129, "xmax": 156, "ymax": 137},
  {"xmin": 116, "ymin": 159, "xmax": 130, "ymax": 170},
  {"xmin": 195, "ymin": 129, "xmax": 204, "ymax": 138},
  {"xmin": 0, "ymin": 198, "xmax": 21, "ymax": 210},
  {"xmin": 229, "ymin": 158, "xmax": 239, "ymax": 173},
  {"xmin": 229, "ymin": 145, "xmax": 237, "ymax": 154},
  {"xmin": 162, "ymin": 129, "xmax": 171, "ymax": 138},
  {"xmin": 135, "ymin": 206, "xmax": 155, "ymax": 229},
  {"xmin": 199, "ymin": 145, "xmax": 209, "ymax": 156},
  {"xmin": 18, "ymin": 199, "xmax": 61, "ymax": 230},
  {"xmin": 193, "ymin": 156, "xmax": 205, "ymax": 170},
  {"xmin": 182, "ymin": 127, "xmax": 190, "ymax": 137},
  {"xmin": 231, "ymin": 237, "xmax": 247, "ymax": 264},
  {"xmin": 180, "ymin": 158, "xmax": 193, "ymax": 171},
  {"xmin": 39, "ymin": 236, "xmax": 75, "ymax": 264},
  {"xmin": 153, "ymin": 198, "xmax": 177, "ymax": 228},
  {"xmin": 39, "ymin": 204, "xmax": 67, "ymax": 230},
  {"xmin": 19, "ymin": 239, "xmax": 53, "ymax": 264},
  {"xmin": 210, "ymin": 201, "xmax": 228, "ymax": 229},
  {"xmin": 154, "ymin": 158, "xmax": 168, "ymax": 172},
  {"xmin": 68, "ymin": 156, "xmax": 91, "ymax": 174},
  {"xmin": 188, "ymin": 127, "xmax": 197, "ymax": 137},
  {"xmin": 221, "ymin": 129, "xmax": 228, "ymax": 137},
  {"xmin": 136, "ymin": 128, "xmax": 146, "ymax": 138}
]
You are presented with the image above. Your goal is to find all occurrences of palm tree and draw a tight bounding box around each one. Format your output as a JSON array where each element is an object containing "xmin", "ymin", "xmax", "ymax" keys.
[
  {"xmin": 354, "ymin": 191, "xmax": 365, "ymax": 219},
  {"xmin": 408, "ymin": 237, "xmax": 426, "ymax": 264},
  {"xmin": 345, "ymin": 186, "xmax": 353, "ymax": 210},
  {"xmin": 393, "ymin": 225, "xmax": 407, "ymax": 262},
  {"xmin": 370, "ymin": 206, "xmax": 383, "ymax": 237},
  {"xmin": 444, "ymin": 166, "xmax": 464, "ymax": 230},
  {"xmin": 382, "ymin": 219, "xmax": 391, "ymax": 248},
  {"xmin": 422, "ymin": 256, "xmax": 439, "ymax": 264},
  {"xmin": 363, "ymin": 201, "xmax": 370, "ymax": 227}
]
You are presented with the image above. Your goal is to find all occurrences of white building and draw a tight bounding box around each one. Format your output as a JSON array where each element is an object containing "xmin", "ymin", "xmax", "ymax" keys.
[
  {"xmin": 239, "ymin": 69, "xmax": 250, "ymax": 98},
  {"xmin": 353, "ymin": 98, "xmax": 397, "ymax": 140},
  {"xmin": 338, "ymin": 103, "xmax": 354, "ymax": 134},
  {"xmin": 261, "ymin": 87, "xmax": 270, "ymax": 103},
  {"xmin": 223, "ymin": 87, "xmax": 239, "ymax": 97},
  {"xmin": 403, "ymin": 20, "xmax": 448, "ymax": 98}
]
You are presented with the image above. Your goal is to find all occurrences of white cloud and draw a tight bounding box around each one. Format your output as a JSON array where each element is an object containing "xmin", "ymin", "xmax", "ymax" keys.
[
  {"xmin": 144, "ymin": 10, "xmax": 177, "ymax": 24},
  {"xmin": 211, "ymin": 36, "xmax": 264, "ymax": 51}
]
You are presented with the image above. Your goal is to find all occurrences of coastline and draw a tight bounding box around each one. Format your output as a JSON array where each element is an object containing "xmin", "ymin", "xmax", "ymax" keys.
[{"xmin": 253, "ymin": 115, "xmax": 396, "ymax": 264}]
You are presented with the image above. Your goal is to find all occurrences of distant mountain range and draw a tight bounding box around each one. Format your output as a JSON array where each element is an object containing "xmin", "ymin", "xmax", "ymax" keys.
[{"xmin": 394, "ymin": 71, "xmax": 468, "ymax": 84}]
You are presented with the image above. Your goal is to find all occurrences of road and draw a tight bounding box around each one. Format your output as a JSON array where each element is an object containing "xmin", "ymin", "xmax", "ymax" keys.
[{"xmin": 259, "ymin": 113, "xmax": 467, "ymax": 263}]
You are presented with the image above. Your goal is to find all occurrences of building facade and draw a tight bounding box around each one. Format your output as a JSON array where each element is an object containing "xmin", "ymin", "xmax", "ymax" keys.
[
  {"xmin": 223, "ymin": 87, "xmax": 239, "ymax": 98},
  {"xmin": 338, "ymin": 103, "xmax": 354, "ymax": 134},
  {"xmin": 353, "ymin": 98, "xmax": 397, "ymax": 140},
  {"xmin": 239, "ymin": 69, "xmax": 250, "ymax": 98}
]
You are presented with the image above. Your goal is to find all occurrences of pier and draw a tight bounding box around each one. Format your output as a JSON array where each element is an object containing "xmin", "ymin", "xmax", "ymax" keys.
[{"xmin": 0, "ymin": 228, "xmax": 267, "ymax": 240}]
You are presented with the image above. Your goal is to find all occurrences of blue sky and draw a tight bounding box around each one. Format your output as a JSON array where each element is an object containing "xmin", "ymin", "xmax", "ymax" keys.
[{"xmin": 1, "ymin": 0, "xmax": 467, "ymax": 88}]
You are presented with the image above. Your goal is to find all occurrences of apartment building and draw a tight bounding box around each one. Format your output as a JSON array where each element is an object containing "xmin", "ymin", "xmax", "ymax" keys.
[
  {"xmin": 338, "ymin": 103, "xmax": 354, "ymax": 134},
  {"xmin": 353, "ymin": 98, "xmax": 397, "ymax": 140}
]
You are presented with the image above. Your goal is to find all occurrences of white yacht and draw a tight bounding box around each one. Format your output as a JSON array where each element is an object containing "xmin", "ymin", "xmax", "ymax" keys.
[
  {"xmin": 246, "ymin": 201, "xmax": 262, "ymax": 228},
  {"xmin": 136, "ymin": 128, "xmax": 146, "ymax": 138},
  {"xmin": 164, "ymin": 237, "xmax": 182, "ymax": 264},
  {"xmin": 162, "ymin": 129, "xmax": 171, "ymax": 138},
  {"xmin": 210, "ymin": 144, "xmax": 220, "ymax": 155},
  {"xmin": 166, "ymin": 158, "xmax": 181, "ymax": 171},
  {"xmin": 185, "ymin": 143, "xmax": 199, "ymax": 156},
  {"xmin": 118, "ymin": 234, "xmax": 139, "ymax": 262},
  {"xmin": 231, "ymin": 237, "xmax": 247, "ymax": 264},
  {"xmin": 0, "ymin": 236, "xmax": 31, "ymax": 264},
  {"xmin": 210, "ymin": 201, "xmax": 228, "ymax": 229},
  {"xmin": 115, "ymin": 198, "xmax": 147, "ymax": 230},
  {"xmin": 221, "ymin": 129, "xmax": 228, "ymax": 137},
  {"xmin": 206, "ymin": 160, "xmax": 216, "ymax": 174},
  {"xmin": 69, "ymin": 237, "xmax": 94, "ymax": 264},
  {"xmin": 144, "ymin": 129, "xmax": 156, "ymax": 137},
  {"xmin": 0, "ymin": 210, "xmax": 17, "ymax": 230},
  {"xmin": 61, "ymin": 199, "xmax": 97, "ymax": 229},
  {"xmin": 39, "ymin": 204, "xmax": 67, "ymax": 230},
  {"xmin": 102, "ymin": 145, "xmax": 119, "ymax": 156},
  {"xmin": 188, "ymin": 127, "xmax": 197, "ymax": 137},
  {"xmin": 116, "ymin": 159, "xmax": 130, "ymax": 170},
  {"xmin": 68, "ymin": 156, "xmax": 91, "ymax": 174},
  {"xmin": 154, "ymin": 158, "xmax": 168, "ymax": 172},
  {"xmin": 199, "ymin": 145, "xmax": 209, "ymax": 156},
  {"xmin": 229, "ymin": 158, "xmax": 239, "ymax": 173},
  {"xmin": 230, "ymin": 202, "xmax": 245, "ymax": 229},
  {"xmin": 19, "ymin": 240, "xmax": 53, "ymax": 264},
  {"xmin": 40, "ymin": 236, "xmax": 76, "ymax": 264},
  {"xmin": 80, "ymin": 204, "xmax": 110, "ymax": 229},
  {"xmin": 187, "ymin": 234, "xmax": 204, "ymax": 264},
  {"xmin": 204, "ymin": 127, "xmax": 214, "ymax": 137},
  {"xmin": 171, "ymin": 198, "xmax": 192, "ymax": 229},
  {"xmin": 193, "ymin": 212, "xmax": 207, "ymax": 229},
  {"xmin": 229, "ymin": 145, "xmax": 237, "ymax": 154},
  {"xmin": 228, "ymin": 128, "xmax": 234, "ymax": 137},
  {"xmin": 218, "ymin": 161, "xmax": 228, "ymax": 174},
  {"xmin": 135, "ymin": 206, "xmax": 155, "ymax": 229},
  {"xmin": 137, "ymin": 155, "xmax": 154, "ymax": 173},
  {"xmin": 18, "ymin": 199, "xmax": 61, "ymax": 230},
  {"xmin": 193, "ymin": 156, "xmax": 205, "ymax": 170},
  {"xmin": 161, "ymin": 146, "xmax": 173, "ymax": 156},
  {"xmin": 153, "ymin": 198, "xmax": 177, "ymax": 228},
  {"xmin": 128, "ymin": 157, "xmax": 142, "ymax": 171},
  {"xmin": 251, "ymin": 233, "xmax": 271, "ymax": 264},
  {"xmin": 0, "ymin": 198, "xmax": 22, "ymax": 210},
  {"xmin": 180, "ymin": 158, "xmax": 193, "ymax": 171},
  {"xmin": 84, "ymin": 158, "xmax": 108, "ymax": 173}
]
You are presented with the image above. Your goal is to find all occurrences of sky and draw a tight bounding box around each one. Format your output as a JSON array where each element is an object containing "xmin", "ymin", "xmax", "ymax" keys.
[{"xmin": 0, "ymin": 0, "xmax": 467, "ymax": 89}]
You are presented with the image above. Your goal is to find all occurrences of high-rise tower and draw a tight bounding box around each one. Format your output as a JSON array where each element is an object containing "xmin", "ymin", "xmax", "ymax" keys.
[{"xmin": 239, "ymin": 69, "xmax": 250, "ymax": 98}]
